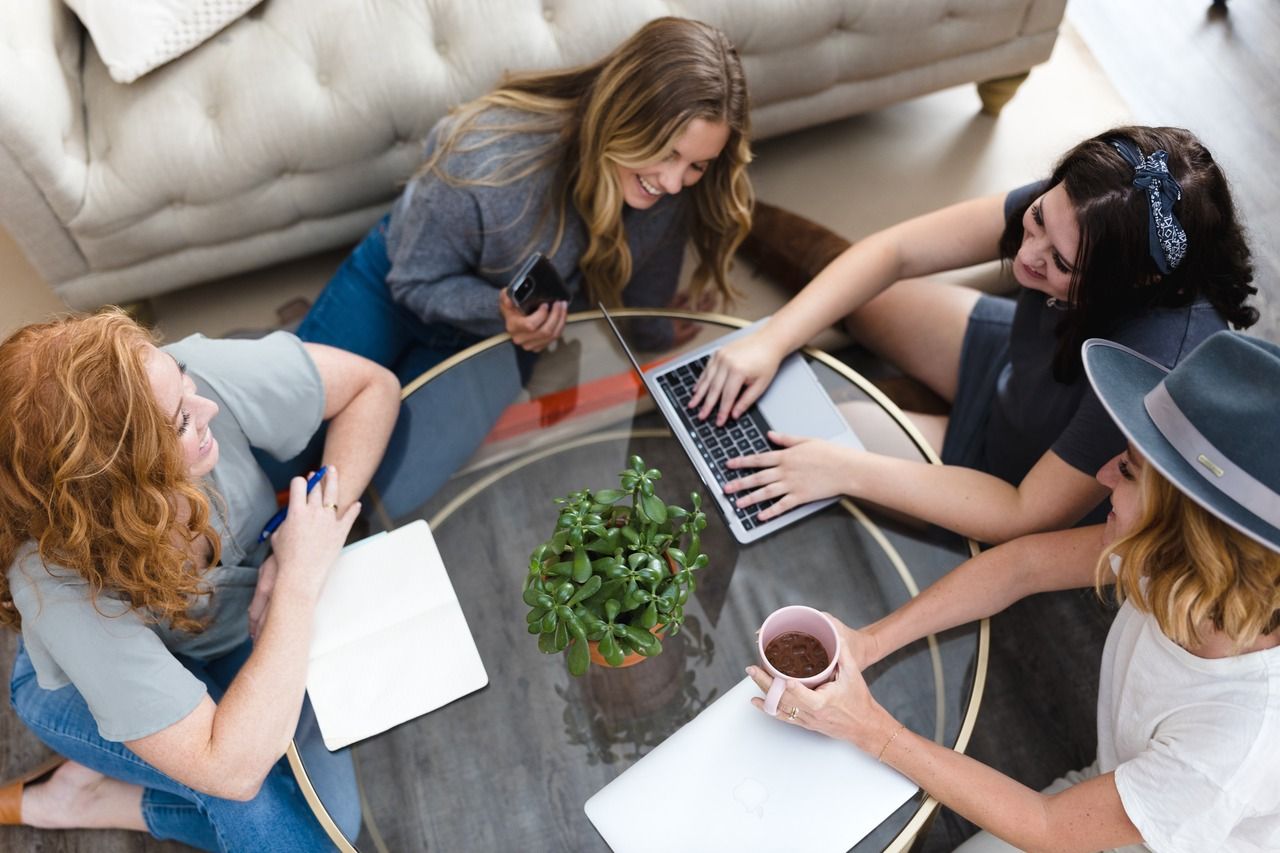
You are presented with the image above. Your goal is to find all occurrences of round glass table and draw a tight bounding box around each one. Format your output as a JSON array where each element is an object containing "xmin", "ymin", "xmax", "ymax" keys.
[{"xmin": 289, "ymin": 310, "xmax": 986, "ymax": 852}]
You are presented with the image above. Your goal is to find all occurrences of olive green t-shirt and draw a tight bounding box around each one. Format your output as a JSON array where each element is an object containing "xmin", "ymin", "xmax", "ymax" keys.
[{"xmin": 7, "ymin": 332, "xmax": 324, "ymax": 741}]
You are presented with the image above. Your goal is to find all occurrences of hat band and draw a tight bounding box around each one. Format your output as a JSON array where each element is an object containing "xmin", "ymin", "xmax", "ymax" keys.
[{"xmin": 1144, "ymin": 382, "xmax": 1280, "ymax": 529}]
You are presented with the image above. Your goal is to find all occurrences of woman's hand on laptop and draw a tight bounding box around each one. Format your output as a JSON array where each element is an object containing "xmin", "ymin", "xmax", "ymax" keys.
[
  {"xmin": 722, "ymin": 431, "xmax": 855, "ymax": 520},
  {"xmin": 688, "ymin": 334, "xmax": 785, "ymax": 425}
]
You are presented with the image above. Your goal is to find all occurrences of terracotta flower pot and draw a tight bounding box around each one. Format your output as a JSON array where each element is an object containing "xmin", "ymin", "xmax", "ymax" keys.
[
  {"xmin": 586, "ymin": 552, "xmax": 679, "ymax": 669},
  {"xmin": 588, "ymin": 623, "xmax": 667, "ymax": 668}
]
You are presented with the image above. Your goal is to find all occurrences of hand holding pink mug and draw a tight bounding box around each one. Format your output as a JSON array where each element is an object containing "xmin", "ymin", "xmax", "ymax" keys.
[{"xmin": 756, "ymin": 605, "xmax": 841, "ymax": 716}]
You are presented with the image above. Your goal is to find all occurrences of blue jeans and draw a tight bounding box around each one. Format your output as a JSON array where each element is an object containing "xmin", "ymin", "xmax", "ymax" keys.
[
  {"xmin": 296, "ymin": 216, "xmax": 484, "ymax": 384},
  {"xmin": 9, "ymin": 640, "xmax": 360, "ymax": 852},
  {"xmin": 289, "ymin": 216, "xmax": 530, "ymax": 517}
]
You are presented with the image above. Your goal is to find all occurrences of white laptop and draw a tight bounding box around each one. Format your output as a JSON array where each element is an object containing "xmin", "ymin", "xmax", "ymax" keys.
[
  {"xmin": 599, "ymin": 306, "xmax": 864, "ymax": 543},
  {"xmin": 584, "ymin": 678, "xmax": 919, "ymax": 853}
]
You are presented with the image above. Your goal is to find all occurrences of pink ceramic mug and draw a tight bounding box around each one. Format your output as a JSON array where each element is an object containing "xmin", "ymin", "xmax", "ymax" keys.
[{"xmin": 757, "ymin": 605, "xmax": 841, "ymax": 716}]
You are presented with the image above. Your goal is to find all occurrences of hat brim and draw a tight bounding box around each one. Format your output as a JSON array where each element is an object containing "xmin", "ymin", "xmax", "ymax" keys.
[{"xmin": 1084, "ymin": 339, "xmax": 1280, "ymax": 553}]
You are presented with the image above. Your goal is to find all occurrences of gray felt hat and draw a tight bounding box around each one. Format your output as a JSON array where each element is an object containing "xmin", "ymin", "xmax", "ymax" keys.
[{"xmin": 1083, "ymin": 331, "xmax": 1280, "ymax": 554}]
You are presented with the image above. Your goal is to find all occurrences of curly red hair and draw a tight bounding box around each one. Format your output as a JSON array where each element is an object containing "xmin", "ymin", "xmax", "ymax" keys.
[{"xmin": 0, "ymin": 309, "xmax": 219, "ymax": 633}]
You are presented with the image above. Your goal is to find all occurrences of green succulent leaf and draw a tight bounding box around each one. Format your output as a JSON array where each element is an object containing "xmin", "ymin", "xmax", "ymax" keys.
[
  {"xmin": 572, "ymin": 548, "xmax": 592, "ymax": 583},
  {"xmin": 641, "ymin": 601, "xmax": 658, "ymax": 629},
  {"xmin": 554, "ymin": 620, "xmax": 569, "ymax": 651},
  {"xmin": 597, "ymin": 557, "xmax": 626, "ymax": 579},
  {"xmin": 527, "ymin": 621, "xmax": 542, "ymax": 635},
  {"xmin": 621, "ymin": 624, "xmax": 661, "ymax": 656},
  {"xmin": 593, "ymin": 489, "xmax": 626, "ymax": 504},
  {"xmin": 604, "ymin": 598, "xmax": 621, "ymax": 622},
  {"xmin": 641, "ymin": 492, "xmax": 666, "ymax": 524},
  {"xmin": 541, "ymin": 611, "xmax": 557, "ymax": 633},
  {"xmin": 526, "ymin": 607, "xmax": 548, "ymax": 624},
  {"xmin": 550, "ymin": 530, "xmax": 570, "ymax": 553},
  {"xmin": 521, "ymin": 587, "xmax": 544, "ymax": 607},
  {"xmin": 537, "ymin": 630, "xmax": 558, "ymax": 654},
  {"xmin": 568, "ymin": 574, "xmax": 602, "ymax": 605},
  {"xmin": 600, "ymin": 632, "xmax": 624, "ymax": 667},
  {"xmin": 567, "ymin": 638, "xmax": 590, "ymax": 676},
  {"xmin": 564, "ymin": 613, "xmax": 587, "ymax": 643},
  {"xmin": 620, "ymin": 525, "xmax": 640, "ymax": 546}
]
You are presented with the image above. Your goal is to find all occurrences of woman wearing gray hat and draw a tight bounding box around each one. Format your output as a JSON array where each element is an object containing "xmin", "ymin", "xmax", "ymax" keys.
[{"xmin": 748, "ymin": 330, "xmax": 1280, "ymax": 851}]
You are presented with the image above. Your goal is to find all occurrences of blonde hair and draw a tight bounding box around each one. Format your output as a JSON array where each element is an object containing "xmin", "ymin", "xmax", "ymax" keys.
[
  {"xmin": 415, "ymin": 16, "xmax": 753, "ymax": 307},
  {"xmin": 0, "ymin": 309, "xmax": 219, "ymax": 633},
  {"xmin": 1099, "ymin": 463, "xmax": 1280, "ymax": 651}
]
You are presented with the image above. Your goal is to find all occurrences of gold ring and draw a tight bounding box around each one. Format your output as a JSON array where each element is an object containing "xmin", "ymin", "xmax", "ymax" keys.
[
  {"xmin": 326, "ymin": 503, "xmax": 339, "ymax": 512},
  {"xmin": 787, "ymin": 706, "xmax": 799, "ymax": 721}
]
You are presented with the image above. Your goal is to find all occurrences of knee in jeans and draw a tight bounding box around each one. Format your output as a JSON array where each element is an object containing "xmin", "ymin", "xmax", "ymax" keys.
[{"xmin": 214, "ymin": 765, "xmax": 359, "ymax": 844}]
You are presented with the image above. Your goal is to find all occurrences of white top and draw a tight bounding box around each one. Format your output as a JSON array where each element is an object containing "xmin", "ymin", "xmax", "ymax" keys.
[{"xmin": 1097, "ymin": 599, "xmax": 1280, "ymax": 852}]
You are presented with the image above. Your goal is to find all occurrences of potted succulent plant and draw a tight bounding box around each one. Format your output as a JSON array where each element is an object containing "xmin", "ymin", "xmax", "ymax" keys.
[{"xmin": 522, "ymin": 455, "xmax": 709, "ymax": 676}]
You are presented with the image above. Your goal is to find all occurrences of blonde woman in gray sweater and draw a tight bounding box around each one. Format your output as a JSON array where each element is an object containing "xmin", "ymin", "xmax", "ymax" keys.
[{"xmin": 297, "ymin": 16, "xmax": 754, "ymax": 381}]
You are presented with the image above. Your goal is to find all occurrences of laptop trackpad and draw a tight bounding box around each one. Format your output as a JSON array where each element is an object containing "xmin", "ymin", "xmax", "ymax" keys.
[{"xmin": 757, "ymin": 355, "xmax": 846, "ymax": 439}]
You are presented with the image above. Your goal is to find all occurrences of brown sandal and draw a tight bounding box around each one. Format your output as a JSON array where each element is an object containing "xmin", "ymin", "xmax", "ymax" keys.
[{"xmin": 0, "ymin": 755, "xmax": 66, "ymax": 825}]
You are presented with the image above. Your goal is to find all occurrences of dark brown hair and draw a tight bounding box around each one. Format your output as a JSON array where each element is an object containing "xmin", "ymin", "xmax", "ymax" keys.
[{"xmin": 1000, "ymin": 126, "xmax": 1257, "ymax": 381}]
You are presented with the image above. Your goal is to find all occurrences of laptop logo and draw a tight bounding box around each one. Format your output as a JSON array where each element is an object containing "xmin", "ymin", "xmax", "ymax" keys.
[{"xmin": 733, "ymin": 777, "xmax": 770, "ymax": 818}]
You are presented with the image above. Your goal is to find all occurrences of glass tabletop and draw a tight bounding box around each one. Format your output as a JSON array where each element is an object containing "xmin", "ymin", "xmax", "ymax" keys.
[{"xmin": 290, "ymin": 310, "xmax": 986, "ymax": 852}]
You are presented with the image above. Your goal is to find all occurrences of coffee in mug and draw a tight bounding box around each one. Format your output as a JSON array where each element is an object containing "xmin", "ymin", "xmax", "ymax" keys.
[{"xmin": 764, "ymin": 631, "xmax": 831, "ymax": 678}]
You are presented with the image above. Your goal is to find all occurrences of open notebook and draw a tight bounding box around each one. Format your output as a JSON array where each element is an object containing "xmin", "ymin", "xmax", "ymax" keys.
[
  {"xmin": 305, "ymin": 520, "xmax": 488, "ymax": 750},
  {"xmin": 585, "ymin": 678, "xmax": 919, "ymax": 852}
]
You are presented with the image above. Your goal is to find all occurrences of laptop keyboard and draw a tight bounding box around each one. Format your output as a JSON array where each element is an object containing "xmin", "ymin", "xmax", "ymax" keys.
[{"xmin": 654, "ymin": 356, "xmax": 780, "ymax": 530}]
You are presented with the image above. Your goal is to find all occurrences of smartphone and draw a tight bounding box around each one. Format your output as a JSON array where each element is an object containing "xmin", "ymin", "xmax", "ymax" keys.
[{"xmin": 507, "ymin": 252, "xmax": 571, "ymax": 314}]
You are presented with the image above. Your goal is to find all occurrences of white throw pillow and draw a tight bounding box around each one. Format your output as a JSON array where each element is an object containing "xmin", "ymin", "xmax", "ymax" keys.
[{"xmin": 64, "ymin": 0, "xmax": 264, "ymax": 84}]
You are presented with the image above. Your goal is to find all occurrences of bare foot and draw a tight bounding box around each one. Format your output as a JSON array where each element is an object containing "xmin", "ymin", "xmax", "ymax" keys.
[{"xmin": 21, "ymin": 760, "xmax": 147, "ymax": 831}]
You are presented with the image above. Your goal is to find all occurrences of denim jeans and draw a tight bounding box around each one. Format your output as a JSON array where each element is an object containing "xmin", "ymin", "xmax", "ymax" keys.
[
  {"xmin": 9, "ymin": 640, "xmax": 360, "ymax": 852},
  {"xmin": 296, "ymin": 216, "xmax": 484, "ymax": 385},
  {"xmin": 289, "ymin": 216, "xmax": 530, "ymax": 517}
]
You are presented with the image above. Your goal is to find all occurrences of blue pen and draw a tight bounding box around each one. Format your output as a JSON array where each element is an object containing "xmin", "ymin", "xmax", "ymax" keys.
[{"xmin": 258, "ymin": 465, "xmax": 329, "ymax": 542}]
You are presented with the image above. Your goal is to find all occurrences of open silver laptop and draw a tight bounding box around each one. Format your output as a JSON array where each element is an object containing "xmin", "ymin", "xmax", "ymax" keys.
[
  {"xmin": 584, "ymin": 678, "xmax": 918, "ymax": 852},
  {"xmin": 599, "ymin": 307, "xmax": 863, "ymax": 544}
]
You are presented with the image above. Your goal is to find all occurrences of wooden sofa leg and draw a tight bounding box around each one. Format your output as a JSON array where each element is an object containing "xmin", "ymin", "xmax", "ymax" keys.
[{"xmin": 976, "ymin": 71, "xmax": 1030, "ymax": 116}]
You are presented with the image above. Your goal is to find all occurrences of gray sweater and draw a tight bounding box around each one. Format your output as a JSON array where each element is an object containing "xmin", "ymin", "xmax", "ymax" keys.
[{"xmin": 386, "ymin": 110, "xmax": 690, "ymax": 339}]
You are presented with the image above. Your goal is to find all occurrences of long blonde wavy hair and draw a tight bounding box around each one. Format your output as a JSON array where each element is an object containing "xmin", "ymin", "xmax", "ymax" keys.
[
  {"xmin": 415, "ymin": 16, "xmax": 754, "ymax": 307},
  {"xmin": 0, "ymin": 309, "xmax": 219, "ymax": 634},
  {"xmin": 1100, "ymin": 462, "xmax": 1280, "ymax": 651}
]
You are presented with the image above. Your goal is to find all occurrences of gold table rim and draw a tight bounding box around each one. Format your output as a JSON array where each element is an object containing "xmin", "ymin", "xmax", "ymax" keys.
[{"xmin": 288, "ymin": 309, "xmax": 989, "ymax": 853}]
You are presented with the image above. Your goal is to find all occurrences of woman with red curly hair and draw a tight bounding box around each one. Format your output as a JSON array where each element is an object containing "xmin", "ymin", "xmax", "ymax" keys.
[{"xmin": 0, "ymin": 310, "xmax": 399, "ymax": 850}]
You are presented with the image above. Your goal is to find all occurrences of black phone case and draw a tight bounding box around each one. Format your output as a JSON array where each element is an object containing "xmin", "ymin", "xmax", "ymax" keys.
[{"xmin": 507, "ymin": 252, "xmax": 571, "ymax": 312}]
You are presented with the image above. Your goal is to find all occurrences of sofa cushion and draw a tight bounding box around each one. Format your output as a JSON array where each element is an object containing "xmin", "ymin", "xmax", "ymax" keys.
[{"xmin": 64, "ymin": 0, "xmax": 263, "ymax": 83}]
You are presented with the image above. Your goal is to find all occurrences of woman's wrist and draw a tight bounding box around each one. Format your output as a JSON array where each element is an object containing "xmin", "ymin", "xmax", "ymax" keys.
[{"xmin": 850, "ymin": 702, "xmax": 901, "ymax": 757}]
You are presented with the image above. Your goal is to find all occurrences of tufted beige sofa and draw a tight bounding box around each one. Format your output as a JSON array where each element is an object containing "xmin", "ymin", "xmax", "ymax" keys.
[{"xmin": 0, "ymin": 0, "xmax": 1066, "ymax": 309}]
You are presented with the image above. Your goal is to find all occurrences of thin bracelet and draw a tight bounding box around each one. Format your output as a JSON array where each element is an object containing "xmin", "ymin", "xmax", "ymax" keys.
[{"xmin": 876, "ymin": 722, "xmax": 906, "ymax": 763}]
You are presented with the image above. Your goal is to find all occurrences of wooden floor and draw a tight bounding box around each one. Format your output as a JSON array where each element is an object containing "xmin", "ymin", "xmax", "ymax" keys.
[{"xmin": 2, "ymin": 3, "xmax": 1277, "ymax": 851}]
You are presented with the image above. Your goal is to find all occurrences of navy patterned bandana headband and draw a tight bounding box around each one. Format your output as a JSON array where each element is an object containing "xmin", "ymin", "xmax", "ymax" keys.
[{"xmin": 1110, "ymin": 139, "xmax": 1188, "ymax": 274}]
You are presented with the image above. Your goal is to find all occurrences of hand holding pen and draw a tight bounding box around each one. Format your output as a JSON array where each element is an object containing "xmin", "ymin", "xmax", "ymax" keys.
[
  {"xmin": 250, "ymin": 466, "xmax": 361, "ymax": 631},
  {"xmin": 259, "ymin": 465, "xmax": 330, "ymax": 542}
]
